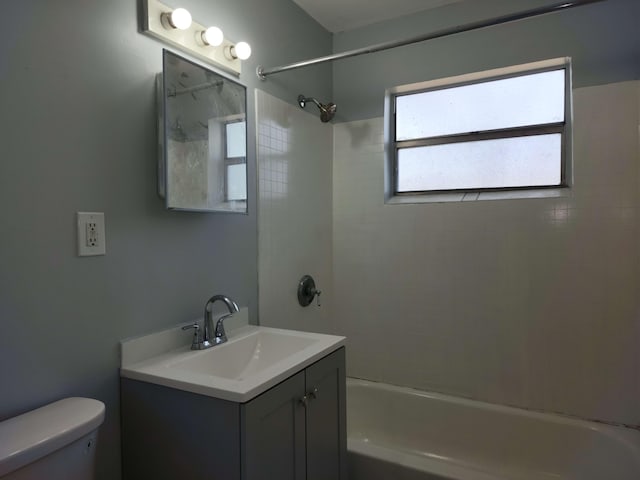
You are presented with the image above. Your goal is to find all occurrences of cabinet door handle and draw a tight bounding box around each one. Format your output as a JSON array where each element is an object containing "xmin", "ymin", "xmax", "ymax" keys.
[
  {"xmin": 309, "ymin": 387, "xmax": 318, "ymax": 399},
  {"xmin": 300, "ymin": 395, "xmax": 308, "ymax": 407}
]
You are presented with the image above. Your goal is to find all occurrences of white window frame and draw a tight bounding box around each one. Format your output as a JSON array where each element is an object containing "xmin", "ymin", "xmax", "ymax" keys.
[
  {"xmin": 223, "ymin": 119, "xmax": 247, "ymax": 202},
  {"xmin": 384, "ymin": 57, "xmax": 573, "ymax": 203}
]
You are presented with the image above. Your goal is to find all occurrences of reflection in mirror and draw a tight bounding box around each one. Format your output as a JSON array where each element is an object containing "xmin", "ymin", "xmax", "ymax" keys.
[{"xmin": 158, "ymin": 49, "xmax": 247, "ymax": 213}]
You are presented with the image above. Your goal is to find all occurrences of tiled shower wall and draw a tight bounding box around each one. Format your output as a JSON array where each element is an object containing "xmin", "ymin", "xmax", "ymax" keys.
[
  {"xmin": 332, "ymin": 81, "xmax": 640, "ymax": 425},
  {"xmin": 256, "ymin": 90, "xmax": 335, "ymax": 333}
]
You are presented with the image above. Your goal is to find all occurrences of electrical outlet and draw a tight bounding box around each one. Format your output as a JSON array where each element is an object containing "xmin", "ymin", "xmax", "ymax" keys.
[
  {"xmin": 77, "ymin": 212, "xmax": 106, "ymax": 256},
  {"xmin": 86, "ymin": 221, "xmax": 98, "ymax": 247}
]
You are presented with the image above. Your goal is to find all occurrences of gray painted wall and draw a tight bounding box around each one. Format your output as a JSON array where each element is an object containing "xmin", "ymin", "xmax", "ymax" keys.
[
  {"xmin": 333, "ymin": 0, "xmax": 640, "ymax": 122},
  {"xmin": 0, "ymin": 1, "xmax": 330, "ymax": 478}
]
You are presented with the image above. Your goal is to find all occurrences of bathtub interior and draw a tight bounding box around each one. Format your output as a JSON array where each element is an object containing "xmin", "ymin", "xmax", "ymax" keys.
[{"xmin": 346, "ymin": 378, "xmax": 640, "ymax": 480}]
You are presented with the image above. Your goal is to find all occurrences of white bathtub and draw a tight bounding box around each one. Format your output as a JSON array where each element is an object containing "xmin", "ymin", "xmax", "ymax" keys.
[{"xmin": 347, "ymin": 378, "xmax": 640, "ymax": 480}]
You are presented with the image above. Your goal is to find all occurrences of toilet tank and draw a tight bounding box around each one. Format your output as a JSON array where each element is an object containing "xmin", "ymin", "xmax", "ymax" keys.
[{"xmin": 0, "ymin": 397, "xmax": 105, "ymax": 480}]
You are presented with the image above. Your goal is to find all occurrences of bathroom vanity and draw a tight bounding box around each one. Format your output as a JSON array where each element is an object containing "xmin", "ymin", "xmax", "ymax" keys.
[{"xmin": 120, "ymin": 325, "xmax": 346, "ymax": 480}]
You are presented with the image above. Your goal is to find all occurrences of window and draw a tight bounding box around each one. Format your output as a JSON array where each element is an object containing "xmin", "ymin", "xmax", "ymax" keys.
[
  {"xmin": 385, "ymin": 58, "xmax": 572, "ymax": 201},
  {"xmin": 224, "ymin": 120, "xmax": 247, "ymax": 201}
]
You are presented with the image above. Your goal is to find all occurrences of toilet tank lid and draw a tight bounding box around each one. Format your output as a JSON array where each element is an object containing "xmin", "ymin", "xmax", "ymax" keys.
[{"xmin": 0, "ymin": 397, "xmax": 105, "ymax": 477}]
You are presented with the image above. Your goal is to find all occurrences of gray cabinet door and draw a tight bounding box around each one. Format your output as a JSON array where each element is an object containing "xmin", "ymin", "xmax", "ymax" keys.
[
  {"xmin": 121, "ymin": 378, "xmax": 241, "ymax": 480},
  {"xmin": 305, "ymin": 348, "xmax": 347, "ymax": 480},
  {"xmin": 242, "ymin": 371, "xmax": 306, "ymax": 480}
]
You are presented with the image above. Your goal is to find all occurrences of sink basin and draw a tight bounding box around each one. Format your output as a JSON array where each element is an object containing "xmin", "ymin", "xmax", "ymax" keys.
[
  {"xmin": 168, "ymin": 330, "xmax": 317, "ymax": 380},
  {"xmin": 121, "ymin": 325, "xmax": 345, "ymax": 402}
]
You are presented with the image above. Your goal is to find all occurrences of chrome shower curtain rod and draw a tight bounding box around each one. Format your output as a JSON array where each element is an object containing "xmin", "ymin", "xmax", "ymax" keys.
[{"xmin": 256, "ymin": 0, "xmax": 605, "ymax": 80}]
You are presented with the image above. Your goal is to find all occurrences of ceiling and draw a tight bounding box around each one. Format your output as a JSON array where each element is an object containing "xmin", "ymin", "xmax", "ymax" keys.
[{"xmin": 291, "ymin": 0, "xmax": 465, "ymax": 33}]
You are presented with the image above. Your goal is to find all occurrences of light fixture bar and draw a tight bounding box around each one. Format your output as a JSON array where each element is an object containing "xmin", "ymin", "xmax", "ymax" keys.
[{"xmin": 142, "ymin": 0, "xmax": 242, "ymax": 75}]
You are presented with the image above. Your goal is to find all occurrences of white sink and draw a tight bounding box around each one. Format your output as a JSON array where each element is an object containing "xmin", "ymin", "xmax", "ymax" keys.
[
  {"xmin": 167, "ymin": 330, "xmax": 318, "ymax": 380},
  {"xmin": 121, "ymin": 325, "xmax": 345, "ymax": 403}
]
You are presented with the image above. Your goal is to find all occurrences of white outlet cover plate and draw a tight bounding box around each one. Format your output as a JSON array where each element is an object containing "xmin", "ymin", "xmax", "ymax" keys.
[{"xmin": 77, "ymin": 212, "xmax": 106, "ymax": 256}]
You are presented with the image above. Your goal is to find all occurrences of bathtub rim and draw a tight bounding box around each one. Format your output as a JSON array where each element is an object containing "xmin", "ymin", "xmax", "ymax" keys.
[
  {"xmin": 346, "ymin": 377, "xmax": 640, "ymax": 454},
  {"xmin": 348, "ymin": 437, "xmax": 507, "ymax": 480}
]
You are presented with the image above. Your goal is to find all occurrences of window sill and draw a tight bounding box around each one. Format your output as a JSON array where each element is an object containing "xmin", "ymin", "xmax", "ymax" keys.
[{"xmin": 386, "ymin": 187, "xmax": 570, "ymax": 205}]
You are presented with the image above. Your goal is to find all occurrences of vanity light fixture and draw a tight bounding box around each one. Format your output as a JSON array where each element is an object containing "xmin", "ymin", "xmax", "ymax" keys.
[
  {"xmin": 225, "ymin": 42, "xmax": 252, "ymax": 61},
  {"xmin": 200, "ymin": 26, "xmax": 224, "ymax": 47},
  {"xmin": 162, "ymin": 7, "xmax": 192, "ymax": 30},
  {"xmin": 142, "ymin": 0, "xmax": 250, "ymax": 75}
]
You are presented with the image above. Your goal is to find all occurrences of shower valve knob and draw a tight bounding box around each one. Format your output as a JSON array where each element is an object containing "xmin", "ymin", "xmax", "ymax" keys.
[{"xmin": 297, "ymin": 275, "xmax": 321, "ymax": 307}]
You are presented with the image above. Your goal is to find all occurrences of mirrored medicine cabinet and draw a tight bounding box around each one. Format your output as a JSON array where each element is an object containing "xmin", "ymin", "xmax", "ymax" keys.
[{"xmin": 157, "ymin": 49, "xmax": 247, "ymax": 213}]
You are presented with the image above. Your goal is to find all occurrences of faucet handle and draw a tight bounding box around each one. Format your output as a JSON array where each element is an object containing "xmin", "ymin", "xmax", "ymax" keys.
[{"xmin": 181, "ymin": 323, "xmax": 201, "ymax": 350}]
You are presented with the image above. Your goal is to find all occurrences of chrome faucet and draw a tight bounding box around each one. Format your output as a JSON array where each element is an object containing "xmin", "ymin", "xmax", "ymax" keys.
[
  {"xmin": 204, "ymin": 294, "xmax": 239, "ymax": 346},
  {"xmin": 182, "ymin": 294, "xmax": 239, "ymax": 350}
]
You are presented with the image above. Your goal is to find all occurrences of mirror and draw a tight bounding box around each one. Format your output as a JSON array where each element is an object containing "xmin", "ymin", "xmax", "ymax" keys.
[{"xmin": 158, "ymin": 49, "xmax": 247, "ymax": 213}]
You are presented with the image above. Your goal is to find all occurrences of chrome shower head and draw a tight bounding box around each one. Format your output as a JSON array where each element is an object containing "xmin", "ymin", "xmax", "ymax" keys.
[{"xmin": 298, "ymin": 94, "xmax": 337, "ymax": 123}]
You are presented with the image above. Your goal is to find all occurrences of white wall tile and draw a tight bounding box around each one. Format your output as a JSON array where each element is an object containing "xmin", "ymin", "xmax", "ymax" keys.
[
  {"xmin": 256, "ymin": 90, "xmax": 335, "ymax": 335},
  {"xmin": 332, "ymin": 81, "xmax": 640, "ymax": 425}
]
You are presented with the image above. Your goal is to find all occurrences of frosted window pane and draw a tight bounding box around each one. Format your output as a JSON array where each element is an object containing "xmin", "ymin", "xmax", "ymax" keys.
[
  {"xmin": 226, "ymin": 121, "xmax": 246, "ymax": 158},
  {"xmin": 227, "ymin": 163, "xmax": 247, "ymax": 200},
  {"xmin": 397, "ymin": 134, "xmax": 562, "ymax": 192},
  {"xmin": 396, "ymin": 70, "xmax": 565, "ymax": 140}
]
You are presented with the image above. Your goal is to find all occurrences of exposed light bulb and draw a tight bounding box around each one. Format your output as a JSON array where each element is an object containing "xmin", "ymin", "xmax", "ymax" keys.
[
  {"xmin": 201, "ymin": 26, "xmax": 224, "ymax": 46},
  {"xmin": 165, "ymin": 8, "xmax": 192, "ymax": 30},
  {"xmin": 229, "ymin": 41, "xmax": 251, "ymax": 60}
]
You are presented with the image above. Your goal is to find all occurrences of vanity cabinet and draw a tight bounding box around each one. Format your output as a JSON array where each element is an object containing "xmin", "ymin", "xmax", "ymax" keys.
[
  {"xmin": 121, "ymin": 347, "xmax": 346, "ymax": 480},
  {"xmin": 243, "ymin": 347, "xmax": 346, "ymax": 480}
]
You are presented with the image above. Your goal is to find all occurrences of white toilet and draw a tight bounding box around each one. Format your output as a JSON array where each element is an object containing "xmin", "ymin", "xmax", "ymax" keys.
[{"xmin": 0, "ymin": 397, "xmax": 105, "ymax": 479}]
